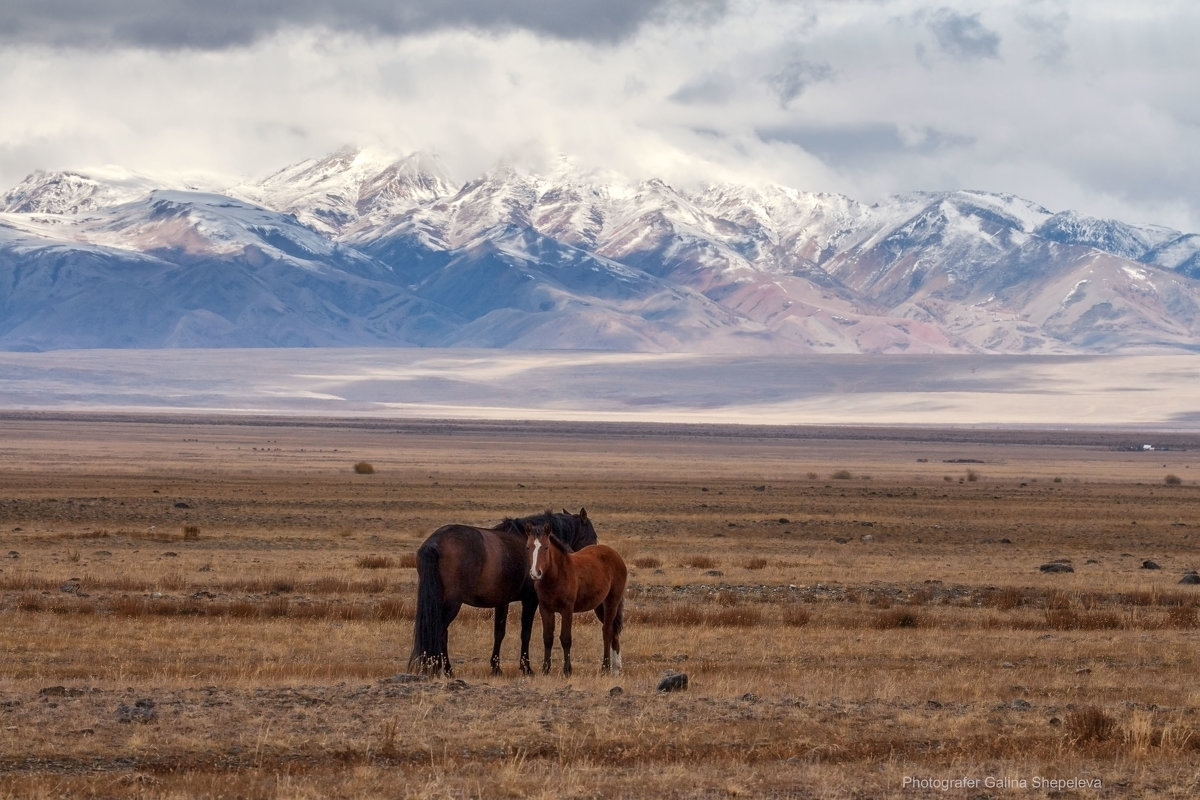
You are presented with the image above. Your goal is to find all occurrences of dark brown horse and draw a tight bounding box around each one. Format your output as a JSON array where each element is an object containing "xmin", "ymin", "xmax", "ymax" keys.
[
  {"xmin": 408, "ymin": 509, "xmax": 597, "ymax": 677},
  {"xmin": 525, "ymin": 522, "xmax": 626, "ymax": 676}
]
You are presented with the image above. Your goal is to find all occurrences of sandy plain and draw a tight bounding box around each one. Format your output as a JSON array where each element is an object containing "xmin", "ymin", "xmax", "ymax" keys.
[{"xmin": 1, "ymin": 414, "xmax": 1199, "ymax": 798}]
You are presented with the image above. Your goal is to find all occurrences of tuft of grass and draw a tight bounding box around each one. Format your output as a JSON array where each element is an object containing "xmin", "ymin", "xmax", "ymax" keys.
[
  {"xmin": 182, "ymin": 524, "xmax": 201, "ymax": 540},
  {"xmin": 830, "ymin": 469, "xmax": 853, "ymax": 480},
  {"xmin": 1165, "ymin": 474, "xmax": 1182, "ymax": 486},
  {"xmin": 744, "ymin": 557, "xmax": 768, "ymax": 570},
  {"xmin": 353, "ymin": 461, "xmax": 375, "ymax": 475},
  {"xmin": 632, "ymin": 556, "xmax": 662, "ymax": 569},
  {"xmin": 683, "ymin": 554, "xmax": 718, "ymax": 570}
]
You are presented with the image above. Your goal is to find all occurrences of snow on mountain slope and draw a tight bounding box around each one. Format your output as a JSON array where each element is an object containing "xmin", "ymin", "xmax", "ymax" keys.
[
  {"xmin": 232, "ymin": 147, "xmax": 456, "ymax": 237},
  {"xmin": 3, "ymin": 147, "xmax": 1200, "ymax": 354}
]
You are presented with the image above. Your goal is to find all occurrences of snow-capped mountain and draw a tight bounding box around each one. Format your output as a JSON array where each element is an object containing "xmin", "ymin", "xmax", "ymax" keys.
[{"xmin": 3, "ymin": 148, "xmax": 1200, "ymax": 353}]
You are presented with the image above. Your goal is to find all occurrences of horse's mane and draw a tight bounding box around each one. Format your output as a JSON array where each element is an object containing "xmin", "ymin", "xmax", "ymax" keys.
[{"xmin": 496, "ymin": 508, "xmax": 597, "ymax": 552}]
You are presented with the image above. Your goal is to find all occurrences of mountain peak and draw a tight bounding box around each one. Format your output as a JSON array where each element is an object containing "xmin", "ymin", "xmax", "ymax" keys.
[{"xmin": 2, "ymin": 168, "xmax": 163, "ymax": 215}]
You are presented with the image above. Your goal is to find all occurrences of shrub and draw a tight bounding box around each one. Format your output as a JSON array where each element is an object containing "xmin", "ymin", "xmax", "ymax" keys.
[
  {"xmin": 683, "ymin": 554, "xmax": 717, "ymax": 570},
  {"xmin": 1066, "ymin": 705, "xmax": 1116, "ymax": 743},
  {"xmin": 632, "ymin": 556, "xmax": 662, "ymax": 569},
  {"xmin": 830, "ymin": 470, "xmax": 853, "ymax": 480},
  {"xmin": 353, "ymin": 461, "xmax": 375, "ymax": 475},
  {"xmin": 1165, "ymin": 474, "xmax": 1183, "ymax": 486},
  {"xmin": 744, "ymin": 557, "xmax": 768, "ymax": 570},
  {"xmin": 182, "ymin": 524, "xmax": 201, "ymax": 540},
  {"xmin": 875, "ymin": 608, "xmax": 921, "ymax": 629}
]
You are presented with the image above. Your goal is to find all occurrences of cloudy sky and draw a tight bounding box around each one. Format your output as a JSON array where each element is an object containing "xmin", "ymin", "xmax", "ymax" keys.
[{"xmin": 2, "ymin": 0, "xmax": 1198, "ymax": 231}]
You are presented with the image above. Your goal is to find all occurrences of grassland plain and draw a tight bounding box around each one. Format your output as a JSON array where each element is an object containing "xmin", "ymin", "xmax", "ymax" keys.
[{"xmin": 1, "ymin": 413, "xmax": 1199, "ymax": 799}]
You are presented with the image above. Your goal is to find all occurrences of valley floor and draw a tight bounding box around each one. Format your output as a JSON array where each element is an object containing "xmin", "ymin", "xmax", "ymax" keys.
[{"xmin": 1, "ymin": 416, "xmax": 1199, "ymax": 798}]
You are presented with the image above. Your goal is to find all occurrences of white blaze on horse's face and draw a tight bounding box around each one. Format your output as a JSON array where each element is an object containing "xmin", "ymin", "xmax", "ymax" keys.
[{"xmin": 529, "ymin": 535, "xmax": 544, "ymax": 581}]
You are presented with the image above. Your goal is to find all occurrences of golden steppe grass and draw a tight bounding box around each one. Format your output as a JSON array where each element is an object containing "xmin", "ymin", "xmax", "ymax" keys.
[{"xmin": 2, "ymin": 414, "xmax": 1200, "ymax": 798}]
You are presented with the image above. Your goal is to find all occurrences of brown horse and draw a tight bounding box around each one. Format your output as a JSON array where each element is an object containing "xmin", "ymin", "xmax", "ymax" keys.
[
  {"xmin": 408, "ymin": 509, "xmax": 597, "ymax": 677},
  {"xmin": 525, "ymin": 522, "xmax": 626, "ymax": 676}
]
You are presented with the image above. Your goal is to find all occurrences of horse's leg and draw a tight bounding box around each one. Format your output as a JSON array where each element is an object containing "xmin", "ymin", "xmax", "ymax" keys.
[
  {"xmin": 599, "ymin": 602, "xmax": 612, "ymax": 674},
  {"xmin": 539, "ymin": 606, "xmax": 555, "ymax": 675},
  {"xmin": 560, "ymin": 612, "xmax": 573, "ymax": 677},
  {"xmin": 441, "ymin": 601, "xmax": 461, "ymax": 677},
  {"xmin": 490, "ymin": 603, "xmax": 508, "ymax": 676},
  {"xmin": 611, "ymin": 599, "xmax": 623, "ymax": 675},
  {"xmin": 519, "ymin": 597, "xmax": 538, "ymax": 676}
]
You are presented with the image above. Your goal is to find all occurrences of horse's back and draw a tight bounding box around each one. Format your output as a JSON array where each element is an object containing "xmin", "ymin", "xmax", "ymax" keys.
[
  {"xmin": 571, "ymin": 544, "xmax": 627, "ymax": 604},
  {"xmin": 423, "ymin": 523, "xmax": 528, "ymax": 607}
]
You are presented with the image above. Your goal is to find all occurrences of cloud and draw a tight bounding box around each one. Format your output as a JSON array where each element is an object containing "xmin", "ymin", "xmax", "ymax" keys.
[
  {"xmin": 0, "ymin": 0, "xmax": 727, "ymax": 49},
  {"xmin": 1, "ymin": 0, "xmax": 1199, "ymax": 235},
  {"xmin": 926, "ymin": 8, "xmax": 1001, "ymax": 61}
]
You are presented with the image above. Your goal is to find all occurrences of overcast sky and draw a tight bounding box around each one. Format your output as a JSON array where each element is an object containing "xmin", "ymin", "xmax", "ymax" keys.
[{"xmin": 2, "ymin": 0, "xmax": 1198, "ymax": 231}]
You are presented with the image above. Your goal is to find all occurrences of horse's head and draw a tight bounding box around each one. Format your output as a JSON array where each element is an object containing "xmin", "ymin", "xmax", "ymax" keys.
[
  {"xmin": 562, "ymin": 507, "xmax": 598, "ymax": 549},
  {"xmin": 525, "ymin": 522, "xmax": 552, "ymax": 581}
]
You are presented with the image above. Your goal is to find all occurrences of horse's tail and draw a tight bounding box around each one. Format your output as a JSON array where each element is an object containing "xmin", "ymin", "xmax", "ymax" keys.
[
  {"xmin": 613, "ymin": 597, "xmax": 624, "ymax": 639},
  {"xmin": 408, "ymin": 539, "xmax": 445, "ymax": 674}
]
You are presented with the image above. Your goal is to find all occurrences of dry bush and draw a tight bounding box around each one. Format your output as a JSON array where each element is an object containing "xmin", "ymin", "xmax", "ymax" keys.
[
  {"xmin": 16, "ymin": 593, "xmax": 43, "ymax": 612},
  {"xmin": 874, "ymin": 608, "xmax": 921, "ymax": 629},
  {"xmin": 781, "ymin": 605, "xmax": 811, "ymax": 627},
  {"xmin": 830, "ymin": 469, "xmax": 853, "ymax": 480},
  {"xmin": 632, "ymin": 556, "xmax": 662, "ymax": 569},
  {"xmin": 1066, "ymin": 705, "xmax": 1117, "ymax": 743},
  {"xmin": 398, "ymin": 552, "xmax": 418, "ymax": 569},
  {"xmin": 683, "ymin": 554, "xmax": 718, "ymax": 569},
  {"xmin": 744, "ymin": 557, "xmax": 768, "ymax": 570},
  {"xmin": 181, "ymin": 524, "xmax": 201, "ymax": 540},
  {"xmin": 353, "ymin": 461, "xmax": 375, "ymax": 474},
  {"xmin": 1164, "ymin": 474, "xmax": 1182, "ymax": 486},
  {"xmin": 356, "ymin": 554, "xmax": 396, "ymax": 569}
]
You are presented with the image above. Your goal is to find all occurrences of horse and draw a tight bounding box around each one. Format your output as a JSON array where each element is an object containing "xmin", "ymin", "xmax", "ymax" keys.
[
  {"xmin": 525, "ymin": 522, "xmax": 627, "ymax": 676},
  {"xmin": 408, "ymin": 508, "xmax": 597, "ymax": 677}
]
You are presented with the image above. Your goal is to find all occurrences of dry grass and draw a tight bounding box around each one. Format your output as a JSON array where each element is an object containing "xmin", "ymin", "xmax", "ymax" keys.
[{"xmin": 2, "ymin": 415, "xmax": 1200, "ymax": 798}]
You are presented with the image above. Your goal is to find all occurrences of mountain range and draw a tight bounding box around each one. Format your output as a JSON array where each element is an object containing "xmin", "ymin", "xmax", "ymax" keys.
[{"xmin": 3, "ymin": 147, "xmax": 1199, "ymax": 354}]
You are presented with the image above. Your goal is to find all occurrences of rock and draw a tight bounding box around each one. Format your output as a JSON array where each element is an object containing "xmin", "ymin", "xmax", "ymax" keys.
[
  {"xmin": 608, "ymin": 686, "xmax": 624, "ymax": 696},
  {"xmin": 116, "ymin": 699, "xmax": 157, "ymax": 724},
  {"xmin": 1142, "ymin": 560, "xmax": 1162, "ymax": 570},
  {"xmin": 1179, "ymin": 571, "xmax": 1200, "ymax": 585},
  {"xmin": 657, "ymin": 672, "xmax": 689, "ymax": 693},
  {"xmin": 1039, "ymin": 562, "xmax": 1074, "ymax": 573}
]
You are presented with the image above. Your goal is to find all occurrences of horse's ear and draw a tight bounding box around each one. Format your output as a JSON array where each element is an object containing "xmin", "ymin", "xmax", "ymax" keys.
[{"xmin": 579, "ymin": 507, "xmax": 588, "ymax": 522}]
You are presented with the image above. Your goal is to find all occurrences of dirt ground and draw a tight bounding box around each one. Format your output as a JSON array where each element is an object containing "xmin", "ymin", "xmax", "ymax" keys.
[{"xmin": 2, "ymin": 413, "xmax": 1199, "ymax": 799}]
